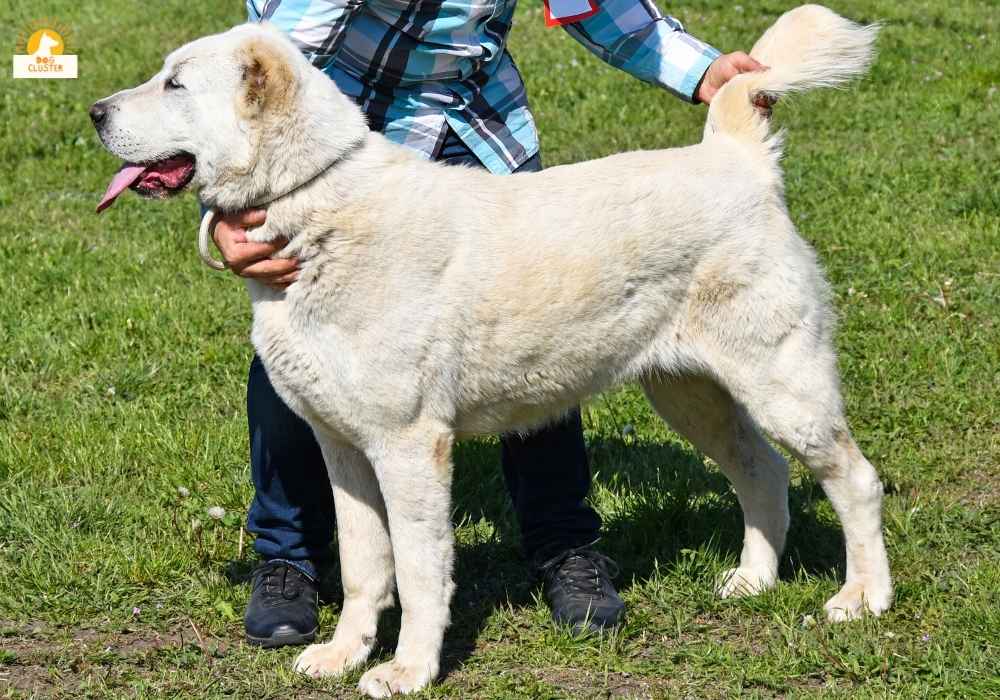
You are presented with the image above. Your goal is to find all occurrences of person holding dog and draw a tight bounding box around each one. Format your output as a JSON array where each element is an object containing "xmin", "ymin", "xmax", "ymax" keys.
[{"xmin": 211, "ymin": 0, "xmax": 763, "ymax": 648}]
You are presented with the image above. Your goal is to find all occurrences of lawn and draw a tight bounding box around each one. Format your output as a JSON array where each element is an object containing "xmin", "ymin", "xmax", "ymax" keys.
[{"xmin": 1, "ymin": 0, "xmax": 998, "ymax": 697}]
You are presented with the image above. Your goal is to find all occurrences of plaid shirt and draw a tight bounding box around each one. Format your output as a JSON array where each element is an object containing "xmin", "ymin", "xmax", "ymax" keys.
[{"xmin": 247, "ymin": 0, "xmax": 720, "ymax": 174}]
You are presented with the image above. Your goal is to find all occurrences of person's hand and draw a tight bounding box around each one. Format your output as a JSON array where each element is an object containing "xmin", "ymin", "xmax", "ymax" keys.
[
  {"xmin": 212, "ymin": 209, "xmax": 300, "ymax": 289},
  {"xmin": 696, "ymin": 51, "xmax": 768, "ymax": 105}
]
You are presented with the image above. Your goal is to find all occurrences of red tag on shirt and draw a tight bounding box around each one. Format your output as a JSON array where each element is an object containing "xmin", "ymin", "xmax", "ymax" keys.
[{"xmin": 543, "ymin": 0, "xmax": 599, "ymax": 27}]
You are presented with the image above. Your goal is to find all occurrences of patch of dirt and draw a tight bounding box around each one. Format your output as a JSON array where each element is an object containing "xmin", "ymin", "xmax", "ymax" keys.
[
  {"xmin": 531, "ymin": 667, "xmax": 674, "ymax": 699},
  {"xmin": 0, "ymin": 664, "xmax": 62, "ymax": 698},
  {"xmin": 950, "ymin": 466, "xmax": 1000, "ymax": 510},
  {"xmin": 0, "ymin": 619, "xmax": 234, "ymax": 698},
  {"xmin": 1, "ymin": 619, "xmax": 231, "ymax": 658}
]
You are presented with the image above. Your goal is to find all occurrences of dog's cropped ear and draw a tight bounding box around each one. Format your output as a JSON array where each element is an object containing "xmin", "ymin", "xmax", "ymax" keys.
[{"xmin": 238, "ymin": 38, "xmax": 295, "ymax": 116}]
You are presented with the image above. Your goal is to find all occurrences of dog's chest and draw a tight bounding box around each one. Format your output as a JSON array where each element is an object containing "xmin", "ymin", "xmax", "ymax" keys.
[{"xmin": 246, "ymin": 285, "xmax": 365, "ymax": 441}]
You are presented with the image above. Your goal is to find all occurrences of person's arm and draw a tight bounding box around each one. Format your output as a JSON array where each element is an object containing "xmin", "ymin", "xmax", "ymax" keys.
[
  {"xmin": 561, "ymin": 0, "xmax": 762, "ymax": 104},
  {"xmin": 246, "ymin": 0, "xmax": 365, "ymax": 68}
]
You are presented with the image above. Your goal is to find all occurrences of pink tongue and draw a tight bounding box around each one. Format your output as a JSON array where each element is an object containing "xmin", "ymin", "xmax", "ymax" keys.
[
  {"xmin": 96, "ymin": 163, "xmax": 146, "ymax": 213},
  {"xmin": 96, "ymin": 156, "xmax": 195, "ymax": 213}
]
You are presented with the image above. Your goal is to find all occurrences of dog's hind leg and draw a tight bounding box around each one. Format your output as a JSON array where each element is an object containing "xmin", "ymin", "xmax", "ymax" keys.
[
  {"xmin": 357, "ymin": 426, "xmax": 456, "ymax": 698},
  {"xmin": 728, "ymin": 337, "xmax": 893, "ymax": 621},
  {"xmin": 643, "ymin": 375, "xmax": 790, "ymax": 597},
  {"xmin": 294, "ymin": 438, "xmax": 395, "ymax": 678}
]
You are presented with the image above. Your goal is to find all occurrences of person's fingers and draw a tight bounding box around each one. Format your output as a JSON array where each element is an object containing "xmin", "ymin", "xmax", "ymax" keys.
[
  {"xmin": 228, "ymin": 237, "xmax": 288, "ymax": 262},
  {"xmin": 729, "ymin": 52, "xmax": 767, "ymax": 74},
  {"xmin": 212, "ymin": 209, "xmax": 267, "ymax": 248},
  {"xmin": 221, "ymin": 237, "xmax": 290, "ymax": 271},
  {"xmin": 212, "ymin": 219, "xmax": 247, "ymax": 246},
  {"xmin": 218, "ymin": 209, "xmax": 266, "ymax": 229},
  {"xmin": 236, "ymin": 256, "xmax": 300, "ymax": 280},
  {"xmin": 231, "ymin": 208, "xmax": 267, "ymax": 228},
  {"xmin": 267, "ymin": 271, "xmax": 300, "ymax": 288},
  {"xmin": 698, "ymin": 51, "xmax": 771, "ymax": 104}
]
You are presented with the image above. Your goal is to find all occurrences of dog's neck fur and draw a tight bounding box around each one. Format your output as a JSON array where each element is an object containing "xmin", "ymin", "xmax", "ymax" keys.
[
  {"xmin": 260, "ymin": 132, "xmax": 418, "ymax": 256},
  {"xmin": 247, "ymin": 128, "xmax": 367, "ymax": 210}
]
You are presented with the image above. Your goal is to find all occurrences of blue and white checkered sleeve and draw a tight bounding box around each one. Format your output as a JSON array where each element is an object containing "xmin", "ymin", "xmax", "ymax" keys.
[
  {"xmin": 562, "ymin": 0, "xmax": 721, "ymax": 103},
  {"xmin": 246, "ymin": 0, "xmax": 365, "ymax": 67}
]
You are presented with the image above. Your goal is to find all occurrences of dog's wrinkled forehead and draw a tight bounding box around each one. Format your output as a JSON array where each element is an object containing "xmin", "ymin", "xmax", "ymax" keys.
[
  {"xmin": 160, "ymin": 32, "xmax": 244, "ymax": 86},
  {"xmin": 159, "ymin": 24, "xmax": 294, "ymax": 88}
]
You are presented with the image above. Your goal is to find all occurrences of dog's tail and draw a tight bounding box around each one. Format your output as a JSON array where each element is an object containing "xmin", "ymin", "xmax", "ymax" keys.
[{"xmin": 703, "ymin": 4, "xmax": 878, "ymax": 153}]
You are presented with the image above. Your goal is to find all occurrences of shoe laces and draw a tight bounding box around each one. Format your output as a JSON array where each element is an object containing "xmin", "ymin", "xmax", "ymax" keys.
[
  {"xmin": 540, "ymin": 546, "xmax": 620, "ymax": 597},
  {"xmin": 252, "ymin": 561, "xmax": 309, "ymax": 602}
]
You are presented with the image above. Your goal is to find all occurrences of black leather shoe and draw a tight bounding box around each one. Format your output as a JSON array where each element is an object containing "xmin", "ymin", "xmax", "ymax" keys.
[
  {"xmin": 539, "ymin": 546, "xmax": 625, "ymax": 634},
  {"xmin": 245, "ymin": 561, "xmax": 319, "ymax": 647}
]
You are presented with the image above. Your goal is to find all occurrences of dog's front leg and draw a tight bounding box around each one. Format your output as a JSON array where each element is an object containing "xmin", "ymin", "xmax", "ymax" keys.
[
  {"xmin": 294, "ymin": 438, "xmax": 395, "ymax": 678},
  {"xmin": 357, "ymin": 429, "xmax": 456, "ymax": 698}
]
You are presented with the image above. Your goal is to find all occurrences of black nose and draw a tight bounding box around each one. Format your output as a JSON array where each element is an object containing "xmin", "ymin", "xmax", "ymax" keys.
[{"xmin": 89, "ymin": 101, "xmax": 107, "ymax": 127}]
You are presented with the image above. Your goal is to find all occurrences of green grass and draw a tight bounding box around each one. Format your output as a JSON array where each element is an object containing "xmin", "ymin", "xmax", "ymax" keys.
[{"xmin": 1, "ymin": 0, "xmax": 998, "ymax": 697}]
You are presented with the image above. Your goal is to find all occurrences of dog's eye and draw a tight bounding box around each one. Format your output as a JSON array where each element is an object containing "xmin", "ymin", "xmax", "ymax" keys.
[{"xmin": 166, "ymin": 76, "xmax": 184, "ymax": 90}]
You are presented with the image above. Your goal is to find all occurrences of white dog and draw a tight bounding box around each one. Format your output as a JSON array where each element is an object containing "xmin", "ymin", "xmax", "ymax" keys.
[{"xmin": 92, "ymin": 5, "xmax": 890, "ymax": 696}]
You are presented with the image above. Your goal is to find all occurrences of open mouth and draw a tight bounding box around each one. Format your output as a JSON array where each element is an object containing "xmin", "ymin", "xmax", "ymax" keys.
[{"xmin": 96, "ymin": 153, "xmax": 196, "ymax": 213}]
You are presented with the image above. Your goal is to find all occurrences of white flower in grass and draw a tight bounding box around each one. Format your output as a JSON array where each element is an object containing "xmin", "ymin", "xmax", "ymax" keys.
[
  {"xmin": 207, "ymin": 506, "xmax": 226, "ymax": 520},
  {"xmin": 177, "ymin": 486, "xmax": 190, "ymax": 498}
]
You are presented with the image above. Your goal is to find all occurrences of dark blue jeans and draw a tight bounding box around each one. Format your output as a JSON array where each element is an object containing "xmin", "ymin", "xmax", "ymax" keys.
[{"xmin": 246, "ymin": 131, "xmax": 601, "ymax": 578}]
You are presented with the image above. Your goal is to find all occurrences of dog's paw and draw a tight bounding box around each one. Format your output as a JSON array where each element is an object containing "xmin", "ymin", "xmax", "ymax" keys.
[
  {"xmin": 716, "ymin": 566, "xmax": 777, "ymax": 598},
  {"xmin": 824, "ymin": 578, "xmax": 893, "ymax": 622},
  {"xmin": 357, "ymin": 659, "xmax": 436, "ymax": 698},
  {"xmin": 293, "ymin": 638, "xmax": 373, "ymax": 678}
]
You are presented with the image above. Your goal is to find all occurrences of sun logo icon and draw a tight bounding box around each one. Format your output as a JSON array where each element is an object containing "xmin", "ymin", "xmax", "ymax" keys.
[{"xmin": 13, "ymin": 19, "xmax": 78, "ymax": 79}]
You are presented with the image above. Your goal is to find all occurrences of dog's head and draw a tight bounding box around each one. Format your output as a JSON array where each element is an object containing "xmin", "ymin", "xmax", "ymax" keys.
[{"xmin": 91, "ymin": 23, "xmax": 366, "ymax": 213}]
